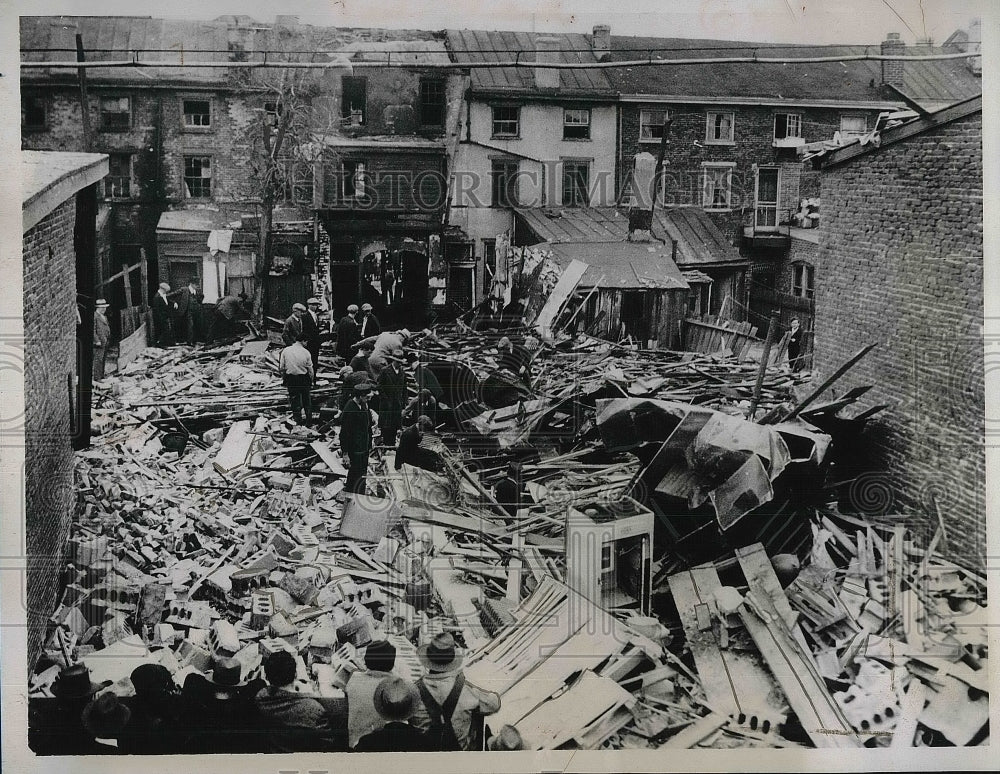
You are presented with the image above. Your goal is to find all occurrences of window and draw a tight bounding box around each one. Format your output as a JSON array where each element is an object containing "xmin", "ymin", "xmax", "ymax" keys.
[
  {"xmin": 183, "ymin": 156, "xmax": 212, "ymax": 198},
  {"xmin": 774, "ymin": 113, "xmax": 802, "ymax": 140},
  {"xmin": 492, "ymin": 105, "xmax": 520, "ymax": 138},
  {"xmin": 705, "ymin": 111, "xmax": 735, "ymax": 144},
  {"xmin": 562, "ymin": 160, "xmax": 590, "ymax": 207},
  {"xmin": 22, "ymin": 95, "xmax": 46, "ymax": 130},
  {"xmin": 341, "ymin": 77, "xmax": 367, "ymax": 124},
  {"xmin": 490, "ymin": 160, "xmax": 519, "ymax": 207},
  {"xmin": 104, "ymin": 154, "xmax": 133, "ymax": 199},
  {"xmin": 793, "ymin": 263, "xmax": 815, "ymax": 299},
  {"xmin": 563, "ymin": 108, "xmax": 591, "ymax": 140},
  {"xmin": 182, "ymin": 99, "xmax": 211, "ymax": 128},
  {"xmin": 639, "ymin": 109, "xmax": 668, "ymax": 142},
  {"xmin": 840, "ymin": 114, "xmax": 868, "ymax": 138},
  {"xmin": 342, "ymin": 160, "xmax": 367, "ymax": 199},
  {"xmin": 702, "ymin": 165, "xmax": 733, "ymax": 210},
  {"xmin": 419, "ymin": 79, "xmax": 446, "ymax": 127},
  {"xmin": 100, "ymin": 96, "xmax": 131, "ymax": 131}
]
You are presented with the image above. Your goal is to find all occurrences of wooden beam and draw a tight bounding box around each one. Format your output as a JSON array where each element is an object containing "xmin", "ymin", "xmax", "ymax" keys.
[{"xmin": 764, "ymin": 344, "xmax": 877, "ymax": 424}]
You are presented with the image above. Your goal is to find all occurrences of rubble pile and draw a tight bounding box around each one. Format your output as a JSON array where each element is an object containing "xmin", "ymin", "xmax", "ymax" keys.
[{"xmin": 28, "ymin": 321, "xmax": 989, "ymax": 752}]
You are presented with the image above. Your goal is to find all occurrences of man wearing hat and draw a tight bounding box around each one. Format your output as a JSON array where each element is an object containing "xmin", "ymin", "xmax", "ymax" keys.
[
  {"xmin": 376, "ymin": 348, "xmax": 407, "ymax": 446},
  {"xmin": 303, "ymin": 297, "xmax": 324, "ymax": 372},
  {"xmin": 255, "ymin": 651, "xmax": 338, "ymax": 752},
  {"xmin": 180, "ymin": 656, "xmax": 266, "ymax": 752},
  {"xmin": 152, "ymin": 281, "xmax": 175, "ymax": 347},
  {"xmin": 29, "ymin": 662, "xmax": 114, "ymax": 754},
  {"xmin": 409, "ymin": 632, "xmax": 500, "ymax": 751},
  {"xmin": 787, "ymin": 317, "xmax": 804, "ymax": 372},
  {"xmin": 354, "ymin": 677, "xmax": 430, "ymax": 752},
  {"xmin": 81, "ymin": 691, "xmax": 131, "ymax": 751},
  {"xmin": 359, "ymin": 302, "xmax": 381, "ymax": 338},
  {"xmin": 340, "ymin": 379, "xmax": 374, "ymax": 494},
  {"xmin": 118, "ymin": 663, "xmax": 183, "ymax": 754},
  {"xmin": 282, "ymin": 302, "xmax": 307, "ymax": 346},
  {"xmin": 349, "ymin": 339, "xmax": 374, "ymax": 374},
  {"xmin": 279, "ymin": 331, "xmax": 315, "ymax": 426},
  {"xmin": 173, "ymin": 280, "xmax": 199, "ymax": 344},
  {"xmin": 337, "ymin": 304, "xmax": 360, "ymax": 361},
  {"xmin": 345, "ymin": 638, "xmax": 397, "ymax": 748},
  {"xmin": 93, "ymin": 298, "xmax": 112, "ymax": 380}
]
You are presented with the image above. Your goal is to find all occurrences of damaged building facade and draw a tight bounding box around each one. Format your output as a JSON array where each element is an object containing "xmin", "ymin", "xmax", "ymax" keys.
[{"xmin": 16, "ymin": 12, "xmax": 989, "ymax": 762}]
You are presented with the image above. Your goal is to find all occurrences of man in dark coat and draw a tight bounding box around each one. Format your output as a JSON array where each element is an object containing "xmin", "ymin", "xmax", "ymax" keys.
[
  {"xmin": 93, "ymin": 298, "xmax": 112, "ymax": 380},
  {"xmin": 28, "ymin": 663, "xmax": 115, "ymax": 755},
  {"xmin": 340, "ymin": 381, "xmax": 373, "ymax": 495},
  {"xmin": 254, "ymin": 651, "xmax": 338, "ymax": 752},
  {"xmin": 282, "ymin": 303, "xmax": 306, "ymax": 346},
  {"xmin": 180, "ymin": 657, "xmax": 266, "ymax": 752},
  {"xmin": 152, "ymin": 282, "xmax": 174, "ymax": 347},
  {"xmin": 118, "ymin": 663, "xmax": 184, "ymax": 755},
  {"xmin": 173, "ymin": 281, "xmax": 198, "ymax": 344},
  {"xmin": 787, "ymin": 317, "xmax": 804, "ymax": 372},
  {"xmin": 214, "ymin": 293, "xmax": 248, "ymax": 341},
  {"xmin": 337, "ymin": 304, "xmax": 360, "ymax": 361},
  {"xmin": 376, "ymin": 349, "xmax": 407, "ymax": 446},
  {"xmin": 303, "ymin": 297, "xmax": 323, "ymax": 372},
  {"xmin": 353, "ymin": 677, "xmax": 430, "ymax": 752},
  {"xmin": 394, "ymin": 415, "xmax": 441, "ymax": 472},
  {"xmin": 359, "ymin": 303, "xmax": 381, "ymax": 339}
]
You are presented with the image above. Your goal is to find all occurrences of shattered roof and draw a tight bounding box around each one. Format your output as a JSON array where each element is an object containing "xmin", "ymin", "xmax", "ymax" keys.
[
  {"xmin": 515, "ymin": 206, "xmax": 745, "ymax": 267},
  {"xmin": 607, "ymin": 36, "xmax": 982, "ymax": 108},
  {"xmin": 538, "ymin": 240, "xmax": 689, "ymax": 291},
  {"xmin": 445, "ymin": 29, "xmax": 617, "ymax": 98}
]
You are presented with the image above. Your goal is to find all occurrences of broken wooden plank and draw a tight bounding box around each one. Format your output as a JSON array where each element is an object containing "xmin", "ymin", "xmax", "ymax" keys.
[
  {"xmin": 661, "ymin": 712, "xmax": 728, "ymax": 749},
  {"xmin": 213, "ymin": 420, "xmax": 255, "ymax": 474}
]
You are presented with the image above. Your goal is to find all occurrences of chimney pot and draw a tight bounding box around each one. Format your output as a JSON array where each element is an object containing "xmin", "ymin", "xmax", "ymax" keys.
[
  {"xmin": 592, "ymin": 25, "xmax": 611, "ymax": 60},
  {"xmin": 535, "ymin": 36, "xmax": 561, "ymax": 90}
]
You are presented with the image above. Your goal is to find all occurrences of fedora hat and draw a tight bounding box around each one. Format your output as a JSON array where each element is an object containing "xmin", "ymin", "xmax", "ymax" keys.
[
  {"xmin": 372, "ymin": 676, "xmax": 419, "ymax": 721},
  {"xmin": 417, "ymin": 632, "xmax": 464, "ymax": 674},
  {"xmin": 307, "ymin": 297, "xmax": 321, "ymax": 305},
  {"xmin": 354, "ymin": 381, "xmax": 373, "ymax": 394},
  {"xmin": 51, "ymin": 663, "xmax": 112, "ymax": 700},
  {"xmin": 82, "ymin": 692, "xmax": 131, "ymax": 738},
  {"xmin": 488, "ymin": 724, "xmax": 525, "ymax": 751},
  {"xmin": 130, "ymin": 663, "xmax": 175, "ymax": 696},
  {"xmin": 95, "ymin": 298, "xmax": 110, "ymax": 308},
  {"xmin": 361, "ymin": 303, "xmax": 373, "ymax": 312},
  {"xmin": 206, "ymin": 657, "xmax": 246, "ymax": 698},
  {"xmin": 363, "ymin": 639, "xmax": 397, "ymax": 672},
  {"xmin": 292, "ymin": 302, "xmax": 307, "ymax": 312}
]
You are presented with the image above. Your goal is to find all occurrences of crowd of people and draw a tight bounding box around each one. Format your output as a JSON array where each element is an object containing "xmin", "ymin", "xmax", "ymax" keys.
[{"xmin": 30, "ymin": 633, "xmax": 525, "ymax": 754}]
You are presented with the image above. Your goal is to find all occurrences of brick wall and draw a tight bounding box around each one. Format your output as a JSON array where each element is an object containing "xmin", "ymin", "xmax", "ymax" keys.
[
  {"xmin": 620, "ymin": 103, "xmax": 884, "ymax": 235},
  {"xmin": 22, "ymin": 198, "xmax": 79, "ymax": 669},
  {"xmin": 814, "ymin": 110, "xmax": 984, "ymax": 569}
]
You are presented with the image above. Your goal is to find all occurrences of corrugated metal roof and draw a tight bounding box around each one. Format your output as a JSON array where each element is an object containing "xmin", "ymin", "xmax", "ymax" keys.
[
  {"xmin": 540, "ymin": 240, "xmax": 689, "ymax": 290},
  {"xmin": 607, "ymin": 36, "xmax": 981, "ymax": 107},
  {"xmin": 445, "ymin": 29, "xmax": 616, "ymax": 97},
  {"xmin": 514, "ymin": 206, "xmax": 745, "ymax": 267}
]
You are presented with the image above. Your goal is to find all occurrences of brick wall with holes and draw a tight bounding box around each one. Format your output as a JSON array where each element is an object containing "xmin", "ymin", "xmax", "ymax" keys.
[
  {"xmin": 619, "ymin": 103, "xmax": 885, "ymax": 240},
  {"xmin": 22, "ymin": 197, "xmax": 80, "ymax": 669},
  {"xmin": 814, "ymin": 109, "xmax": 984, "ymax": 570}
]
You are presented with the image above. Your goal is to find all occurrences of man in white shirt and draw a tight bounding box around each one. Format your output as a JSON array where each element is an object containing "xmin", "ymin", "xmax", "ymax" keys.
[{"xmin": 278, "ymin": 332, "xmax": 314, "ymax": 425}]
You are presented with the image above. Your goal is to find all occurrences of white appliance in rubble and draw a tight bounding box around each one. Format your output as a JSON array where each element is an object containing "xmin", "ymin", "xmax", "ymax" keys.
[{"xmin": 564, "ymin": 497, "xmax": 654, "ymax": 615}]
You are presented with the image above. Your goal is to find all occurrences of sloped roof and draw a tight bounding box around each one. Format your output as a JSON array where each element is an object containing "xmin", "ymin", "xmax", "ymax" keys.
[
  {"xmin": 607, "ymin": 36, "xmax": 981, "ymax": 108},
  {"xmin": 23, "ymin": 150, "xmax": 108, "ymax": 232},
  {"xmin": 515, "ymin": 206, "xmax": 745, "ymax": 267},
  {"xmin": 445, "ymin": 29, "xmax": 616, "ymax": 98},
  {"xmin": 540, "ymin": 240, "xmax": 689, "ymax": 290}
]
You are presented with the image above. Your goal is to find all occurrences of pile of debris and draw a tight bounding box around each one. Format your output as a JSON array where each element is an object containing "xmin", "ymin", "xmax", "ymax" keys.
[{"xmin": 28, "ymin": 318, "xmax": 988, "ymax": 751}]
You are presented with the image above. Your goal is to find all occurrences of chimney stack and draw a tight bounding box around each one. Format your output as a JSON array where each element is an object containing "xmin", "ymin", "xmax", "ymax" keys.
[
  {"xmin": 881, "ymin": 32, "xmax": 905, "ymax": 88},
  {"xmin": 592, "ymin": 25, "xmax": 611, "ymax": 61},
  {"xmin": 535, "ymin": 36, "xmax": 561, "ymax": 90}
]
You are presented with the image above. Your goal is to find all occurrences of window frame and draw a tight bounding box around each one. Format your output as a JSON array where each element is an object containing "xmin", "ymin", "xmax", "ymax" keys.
[
  {"xmin": 701, "ymin": 163, "xmax": 734, "ymax": 211},
  {"xmin": 491, "ymin": 105, "xmax": 521, "ymax": 139},
  {"xmin": 182, "ymin": 155, "xmax": 213, "ymax": 199},
  {"xmin": 99, "ymin": 95, "xmax": 132, "ymax": 132},
  {"xmin": 562, "ymin": 107, "xmax": 591, "ymax": 141},
  {"xmin": 840, "ymin": 114, "xmax": 868, "ymax": 138},
  {"xmin": 490, "ymin": 158, "xmax": 520, "ymax": 208},
  {"xmin": 22, "ymin": 94, "xmax": 47, "ymax": 131},
  {"xmin": 419, "ymin": 78, "xmax": 447, "ymax": 128},
  {"xmin": 341, "ymin": 159, "xmax": 368, "ymax": 200},
  {"xmin": 704, "ymin": 110, "xmax": 736, "ymax": 145},
  {"xmin": 561, "ymin": 159, "xmax": 591, "ymax": 207},
  {"xmin": 639, "ymin": 108, "xmax": 669, "ymax": 143},
  {"xmin": 792, "ymin": 262, "xmax": 815, "ymax": 299},
  {"xmin": 103, "ymin": 153, "xmax": 134, "ymax": 200},
  {"xmin": 773, "ymin": 112, "xmax": 802, "ymax": 141},
  {"xmin": 341, "ymin": 76, "xmax": 368, "ymax": 125},
  {"xmin": 181, "ymin": 98, "xmax": 213, "ymax": 131}
]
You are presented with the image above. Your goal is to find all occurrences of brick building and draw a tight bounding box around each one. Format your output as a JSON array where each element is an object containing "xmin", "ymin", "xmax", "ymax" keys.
[
  {"xmin": 605, "ymin": 32, "xmax": 982, "ymax": 346},
  {"xmin": 22, "ymin": 150, "xmax": 108, "ymax": 669},
  {"xmin": 812, "ymin": 96, "xmax": 984, "ymax": 569}
]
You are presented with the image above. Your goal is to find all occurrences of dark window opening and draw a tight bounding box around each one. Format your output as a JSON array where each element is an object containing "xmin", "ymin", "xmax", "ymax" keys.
[
  {"xmin": 100, "ymin": 96, "xmax": 131, "ymax": 131},
  {"xmin": 342, "ymin": 77, "xmax": 367, "ymax": 124},
  {"xmin": 562, "ymin": 161, "xmax": 590, "ymax": 207},
  {"xmin": 22, "ymin": 96, "xmax": 46, "ymax": 129},
  {"xmin": 793, "ymin": 263, "xmax": 815, "ymax": 299},
  {"xmin": 563, "ymin": 108, "xmax": 591, "ymax": 140},
  {"xmin": 183, "ymin": 99, "xmax": 211, "ymax": 128},
  {"xmin": 419, "ymin": 79, "xmax": 446, "ymax": 127},
  {"xmin": 104, "ymin": 154, "xmax": 132, "ymax": 199}
]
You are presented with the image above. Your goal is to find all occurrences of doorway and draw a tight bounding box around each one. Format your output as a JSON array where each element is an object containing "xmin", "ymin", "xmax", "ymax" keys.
[{"xmin": 755, "ymin": 167, "xmax": 780, "ymax": 231}]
